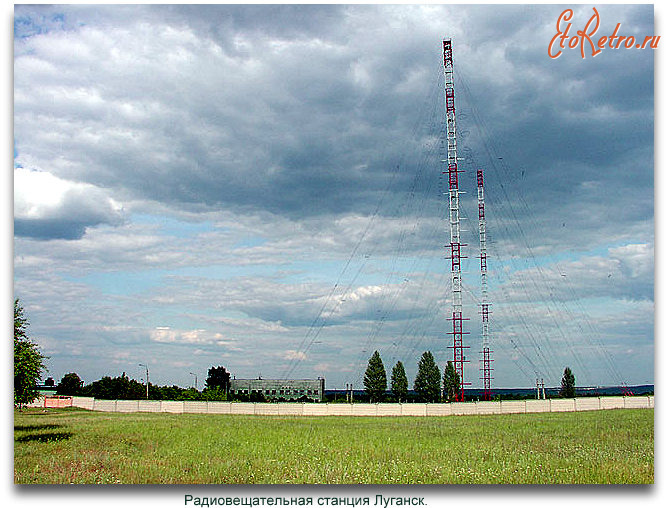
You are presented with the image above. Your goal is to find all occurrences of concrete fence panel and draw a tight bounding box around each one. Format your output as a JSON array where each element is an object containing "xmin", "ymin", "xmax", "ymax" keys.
[
  {"xmin": 600, "ymin": 396, "xmax": 625, "ymax": 410},
  {"xmin": 254, "ymin": 404, "xmax": 280, "ymax": 416},
  {"xmin": 277, "ymin": 403, "xmax": 304, "ymax": 416},
  {"xmin": 72, "ymin": 395, "xmax": 654, "ymax": 416},
  {"xmin": 93, "ymin": 399, "xmax": 117, "ymax": 412},
  {"xmin": 326, "ymin": 404, "xmax": 353, "ymax": 416},
  {"xmin": 550, "ymin": 399, "xmax": 576, "ymax": 412},
  {"xmin": 71, "ymin": 396, "xmax": 95, "ymax": 410},
  {"xmin": 624, "ymin": 396, "xmax": 650, "ymax": 409},
  {"xmin": 525, "ymin": 400, "xmax": 550, "ymax": 413},
  {"xmin": 449, "ymin": 403, "xmax": 474, "ymax": 416},
  {"xmin": 400, "ymin": 404, "xmax": 427, "ymax": 416},
  {"xmin": 475, "ymin": 401, "xmax": 502, "ymax": 415},
  {"xmin": 377, "ymin": 403, "xmax": 402, "ymax": 416},
  {"xmin": 184, "ymin": 401, "xmax": 209, "ymax": 414},
  {"xmin": 500, "ymin": 400, "xmax": 525, "ymax": 414},
  {"xmin": 426, "ymin": 404, "xmax": 452, "ymax": 416},
  {"xmin": 229, "ymin": 403, "xmax": 255, "ymax": 415},
  {"xmin": 303, "ymin": 403, "xmax": 328, "ymax": 416},
  {"xmin": 26, "ymin": 395, "xmax": 45, "ymax": 408},
  {"xmin": 137, "ymin": 400, "xmax": 162, "ymax": 413},
  {"xmin": 115, "ymin": 400, "xmax": 139, "ymax": 412},
  {"xmin": 44, "ymin": 397, "xmax": 73, "ymax": 408},
  {"xmin": 575, "ymin": 398, "xmax": 600, "ymax": 411},
  {"xmin": 161, "ymin": 401, "xmax": 184, "ymax": 413},
  {"xmin": 207, "ymin": 402, "xmax": 232, "ymax": 414},
  {"xmin": 351, "ymin": 404, "xmax": 377, "ymax": 416}
]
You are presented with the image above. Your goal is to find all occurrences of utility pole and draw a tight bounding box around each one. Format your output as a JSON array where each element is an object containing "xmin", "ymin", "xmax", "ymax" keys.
[
  {"xmin": 139, "ymin": 363, "xmax": 149, "ymax": 399},
  {"xmin": 190, "ymin": 372, "xmax": 198, "ymax": 390}
]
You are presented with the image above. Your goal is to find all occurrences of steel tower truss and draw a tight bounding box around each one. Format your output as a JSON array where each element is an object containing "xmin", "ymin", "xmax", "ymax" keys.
[
  {"xmin": 477, "ymin": 169, "xmax": 494, "ymax": 400},
  {"xmin": 442, "ymin": 39, "xmax": 469, "ymax": 401}
]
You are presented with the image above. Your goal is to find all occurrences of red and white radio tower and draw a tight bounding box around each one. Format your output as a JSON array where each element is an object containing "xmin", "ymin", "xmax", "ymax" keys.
[
  {"xmin": 442, "ymin": 39, "xmax": 469, "ymax": 401},
  {"xmin": 477, "ymin": 169, "xmax": 494, "ymax": 400}
]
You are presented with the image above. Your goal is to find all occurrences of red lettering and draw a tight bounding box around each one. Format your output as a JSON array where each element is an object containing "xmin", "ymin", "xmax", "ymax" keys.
[
  {"xmin": 548, "ymin": 9, "xmax": 573, "ymax": 58},
  {"xmin": 576, "ymin": 7, "xmax": 601, "ymax": 58},
  {"xmin": 549, "ymin": 8, "xmax": 659, "ymax": 59},
  {"xmin": 608, "ymin": 23, "xmax": 622, "ymax": 48}
]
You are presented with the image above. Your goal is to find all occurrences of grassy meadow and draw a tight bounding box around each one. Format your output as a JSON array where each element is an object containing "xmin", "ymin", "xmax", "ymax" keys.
[{"xmin": 14, "ymin": 407, "xmax": 653, "ymax": 484}]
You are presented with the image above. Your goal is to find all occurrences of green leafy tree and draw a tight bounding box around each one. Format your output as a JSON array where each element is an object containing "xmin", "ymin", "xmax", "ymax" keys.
[
  {"xmin": 363, "ymin": 350, "xmax": 387, "ymax": 402},
  {"xmin": 442, "ymin": 361, "xmax": 460, "ymax": 402},
  {"xmin": 201, "ymin": 385, "xmax": 228, "ymax": 401},
  {"xmin": 206, "ymin": 366, "xmax": 231, "ymax": 393},
  {"xmin": 559, "ymin": 367, "xmax": 576, "ymax": 398},
  {"xmin": 14, "ymin": 299, "xmax": 48, "ymax": 407},
  {"xmin": 81, "ymin": 373, "xmax": 146, "ymax": 400},
  {"xmin": 414, "ymin": 351, "xmax": 441, "ymax": 402},
  {"xmin": 177, "ymin": 387, "xmax": 200, "ymax": 401},
  {"xmin": 56, "ymin": 372, "xmax": 84, "ymax": 396},
  {"xmin": 390, "ymin": 361, "xmax": 408, "ymax": 402}
]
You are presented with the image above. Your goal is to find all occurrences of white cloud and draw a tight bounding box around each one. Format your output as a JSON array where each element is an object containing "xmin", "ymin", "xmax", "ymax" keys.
[
  {"xmin": 283, "ymin": 350, "xmax": 307, "ymax": 361},
  {"xmin": 609, "ymin": 243, "xmax": 653, "ymax": 278},
  {"xmin": 14, "ymin": 167, "xmax": 123, "ymax": 239}
]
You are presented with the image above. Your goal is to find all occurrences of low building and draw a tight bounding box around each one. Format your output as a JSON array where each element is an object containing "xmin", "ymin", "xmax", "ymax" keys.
[{"xmin": 229, "ymin": 378, "xmax": 325, "ymax": 402}]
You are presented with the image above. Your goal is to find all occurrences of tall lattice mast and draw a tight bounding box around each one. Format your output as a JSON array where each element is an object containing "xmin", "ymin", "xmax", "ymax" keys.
[
  {"xmin": 442, "ymin": 38, "xmax": 469, "ymax": 401},
  {"xmin": 477, "ymin": 169, "xmax": 493, "ymax": 400}
]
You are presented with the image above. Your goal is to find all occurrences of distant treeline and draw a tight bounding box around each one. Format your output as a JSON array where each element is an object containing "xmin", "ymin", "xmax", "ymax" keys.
[
  {"xmin": 51, "ymin": 370, "xmax": 321, "ymax": 402},
  {"xmin": 51, "ymin": 370, "xmax": 243, "ymax": 401},
  {"xmin": 324, "ymin": 385, "xmax": 654, "ymax": 403},
  {"xmin": 50, "ymin": 371, "xmax": 653, "ymax": 402}
]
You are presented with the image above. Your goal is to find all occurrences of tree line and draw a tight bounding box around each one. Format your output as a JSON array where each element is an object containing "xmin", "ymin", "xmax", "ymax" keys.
[
  {"xmin": 52, "ymin": 366, "xmax": 235, "ymax": 401},
  {"xmin": 363, "ymin": 350, "xmax": 461, "ymax": 403},
  {"xmin": 363, "ymin": 350, "xmax": 578, "ymax": 402}
]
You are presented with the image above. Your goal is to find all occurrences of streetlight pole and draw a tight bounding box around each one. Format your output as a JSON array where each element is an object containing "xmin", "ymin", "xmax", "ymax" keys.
[
  {"xmin": 139, "ymin": 363, "xmax": 149, "ymax": 399},
  {"xmin": 190, "ymin": 372, "xmax": 197, "ymax": 390}
]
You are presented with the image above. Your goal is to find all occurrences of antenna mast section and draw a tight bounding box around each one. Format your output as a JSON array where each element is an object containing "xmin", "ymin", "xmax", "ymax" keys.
[
  {"xmin": 477, "ymin": 169, "xmax": 494, "ymax": 400},
  {"xmin": 442, "ymin": 38, "xmax": 469, "ymax": 401}
]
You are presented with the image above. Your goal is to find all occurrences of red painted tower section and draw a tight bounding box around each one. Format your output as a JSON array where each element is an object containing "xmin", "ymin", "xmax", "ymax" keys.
[{"xmin": 443, "ymin": 39, "xmax": 469, "ymax": 401}]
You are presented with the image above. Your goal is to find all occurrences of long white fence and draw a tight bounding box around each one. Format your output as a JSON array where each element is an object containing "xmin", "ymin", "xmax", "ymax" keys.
[{"xmin": 70, "ymin": 395, "xmax": 653, "ymax": 416}]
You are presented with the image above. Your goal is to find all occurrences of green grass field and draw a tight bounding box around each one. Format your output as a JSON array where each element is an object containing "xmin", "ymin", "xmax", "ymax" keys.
[{"xmin": 14, "ymin": 407, "xmax": 653, "ymax": 484}]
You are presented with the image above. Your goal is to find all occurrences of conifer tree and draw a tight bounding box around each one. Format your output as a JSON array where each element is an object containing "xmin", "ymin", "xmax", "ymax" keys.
[
  {"xmin": 559, "ymin": 367, "xmax": 576, "ymax": 398},
  {"xmin": 390, "ymin": 361, "xmax": 408, "ymax": 402},
  {"xmin": 363, "ymin": 350, "xmax": 387, "ymax": 402},
  {"xmin": 414, "ymin": 351, "xmax": 441, "ymax": 402},
  {"xmin": 442, "ymin": 360, "xmax": 460, "ymax": 402}
]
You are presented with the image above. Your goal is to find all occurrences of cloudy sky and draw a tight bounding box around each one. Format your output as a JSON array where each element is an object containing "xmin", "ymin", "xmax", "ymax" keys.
[{"xmin": 12, "ymin": 3, "xmax": 655, "ymax": 391}]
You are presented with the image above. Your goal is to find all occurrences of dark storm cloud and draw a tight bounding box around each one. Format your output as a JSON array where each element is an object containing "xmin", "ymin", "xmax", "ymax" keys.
[
  {"xmin": 14, "ymin": 4, "xmax": 653, "ymax": 228},
  {"xmin": 12, "ymin": 5, "xmax": 447, "ymax": 218},
  {"xmin": 15, "ymin": 218, "xmax": 90, "ymax": 240}
]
